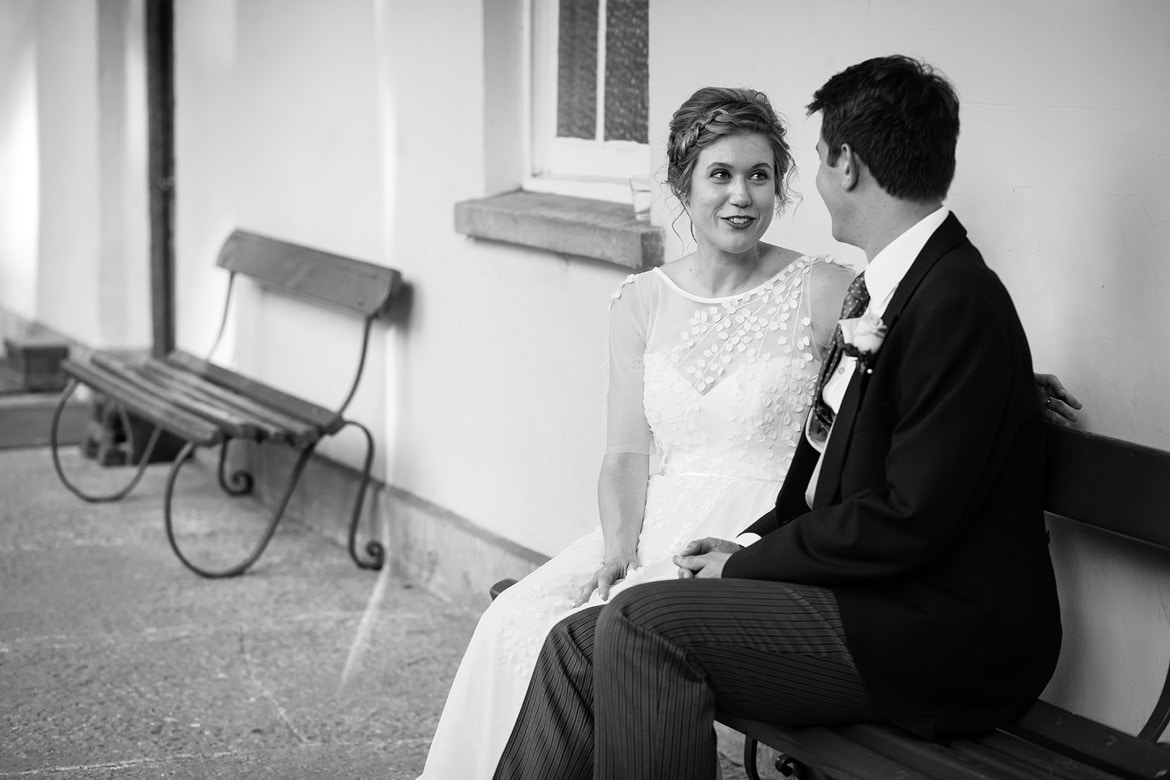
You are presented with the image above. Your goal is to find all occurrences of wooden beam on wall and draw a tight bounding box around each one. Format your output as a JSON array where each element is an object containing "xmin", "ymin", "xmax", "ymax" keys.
[{"xmin": 145, "ymin": 0, "xmax": 174, "ymax": 358}]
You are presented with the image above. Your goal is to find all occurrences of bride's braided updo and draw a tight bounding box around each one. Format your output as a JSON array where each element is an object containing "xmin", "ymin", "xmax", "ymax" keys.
[{"xmin": 667, "ymin": 87, "xmax": 794, "ymax": 212}]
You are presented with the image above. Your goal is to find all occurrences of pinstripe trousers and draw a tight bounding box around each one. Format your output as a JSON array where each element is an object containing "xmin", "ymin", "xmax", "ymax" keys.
[{"xmin": 493, "ymin": 578, "xmax": 880, "ymax": 780}]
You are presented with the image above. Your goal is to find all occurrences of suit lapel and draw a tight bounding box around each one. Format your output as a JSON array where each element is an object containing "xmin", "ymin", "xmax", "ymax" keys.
[
  {"xmin": 812, "ymin": 214, "xmax": 969, "ymax": 507},
  {"xmin": 813, "ymin": 370, "xmax": 865, "ymax": 507},
  {"xmin": 774, "ymin": 433, "xmax": 820, "ymax": 522}
]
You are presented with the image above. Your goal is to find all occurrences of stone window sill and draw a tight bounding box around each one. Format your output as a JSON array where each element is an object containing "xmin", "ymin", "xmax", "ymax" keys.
[{"xmin": 454, "ymin": 190, "xmax": 663, "ymax": 269}]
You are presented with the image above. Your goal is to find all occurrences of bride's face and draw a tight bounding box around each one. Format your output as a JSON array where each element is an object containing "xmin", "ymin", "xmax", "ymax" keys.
[{"xmin": 686, "ymin": 133, "xmax": 776, "ymax": 258}]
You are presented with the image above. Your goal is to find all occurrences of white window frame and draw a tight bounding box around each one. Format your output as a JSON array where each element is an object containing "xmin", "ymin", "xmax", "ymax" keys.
[{"xmin": 524, "ymin": 0, "xmax": 650, "ymax": 203}]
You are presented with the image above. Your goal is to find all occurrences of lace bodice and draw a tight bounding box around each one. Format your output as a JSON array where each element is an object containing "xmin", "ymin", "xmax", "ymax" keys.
[{"xmin": 607, "ymin": 256, "xmax": 830, "ymax": 482}]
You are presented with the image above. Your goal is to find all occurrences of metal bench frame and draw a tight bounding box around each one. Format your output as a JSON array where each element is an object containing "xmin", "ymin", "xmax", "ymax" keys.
[{"xmin": 49, "ymin": 229, "xmax": 401, "ymax": 579}]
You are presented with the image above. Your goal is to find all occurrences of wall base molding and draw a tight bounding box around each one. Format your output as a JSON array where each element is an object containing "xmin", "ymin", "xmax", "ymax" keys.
[
  {"xmin": 247, "ymin": 443, "xmax": 548, "ymax": 612},
  {"xmin": 0, "ymin": 307, "xmax": 97, "ymax": 363}
]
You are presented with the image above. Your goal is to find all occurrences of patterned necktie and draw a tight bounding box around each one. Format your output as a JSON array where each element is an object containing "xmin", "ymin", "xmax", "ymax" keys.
[{"xmin": 809, "ymin": 272, "xmax": 870, "ymax": 444}]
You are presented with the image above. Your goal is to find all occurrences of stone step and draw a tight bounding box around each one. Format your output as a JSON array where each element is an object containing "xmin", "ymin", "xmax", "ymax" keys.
[{"xmin": 0, "ymin": 390, "xmax": 89, "ymax": 450}]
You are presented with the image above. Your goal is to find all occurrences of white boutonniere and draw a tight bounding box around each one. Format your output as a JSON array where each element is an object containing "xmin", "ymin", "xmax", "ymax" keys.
[{"xmin": 838, "ymin": 312, "xmax": 887, "ymax": 373}]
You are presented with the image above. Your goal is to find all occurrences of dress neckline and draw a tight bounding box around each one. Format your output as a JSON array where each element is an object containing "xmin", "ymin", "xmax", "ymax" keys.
[{"xmin": 651, "ymin": 255, "xmax": 809, "ymax": 304}]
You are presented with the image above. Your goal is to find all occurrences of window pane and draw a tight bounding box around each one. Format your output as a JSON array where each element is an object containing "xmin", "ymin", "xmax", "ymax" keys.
[
  {"xmin": 604, "ymin": 0, "xmax": 647, "ymax": 143},
  {"xmin": 557, "ymin": 0, "xmax": 598, "ymax": 140}
]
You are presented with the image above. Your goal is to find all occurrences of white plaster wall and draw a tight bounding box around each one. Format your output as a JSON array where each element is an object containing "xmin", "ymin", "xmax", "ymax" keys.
[
  {"xmin": 174, "ymin": 0, "xmax": 389, "ymax": 468},
  {"xmin": 649, "ymin": 0, "xmax": 1170, "ymax": 737},
  {"xmin": 0, "ymin": 0, "xmax": 150, "ymax": 348},
  {"xmin": 96, "ymin": 0, "xmax": 151, "ymax": 349},
  {"xmin": 172, "ymin": 0, "xmax": 237, "ymax": 353},
  {"xmin": 173, "ymin": 0, "xmax": 620, "ymax": 556},
  {"xmin": 32, "ymin": 0, "xmax": 102, "ymax": 343},
  {"xmin": 373, "ymin": 0, "xmax": 621, "ymax": 556},
  {"xmin": 0, "ymin": 0, "xmax": 39, "ymax": 322}
]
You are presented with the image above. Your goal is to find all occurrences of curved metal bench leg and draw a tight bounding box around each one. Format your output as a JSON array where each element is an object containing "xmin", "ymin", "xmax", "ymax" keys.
[
  {"xmin": 339, "ymin": 419, "xmax": 385, "ymax": 571},
  {"xmin": 743, "ymin": 735, "xmax": 763, "ymax": 780},
  {"xmin": 1139, "ymin": 661, "xmax": 1170, "ymax": 741},
  {"xmin": 741, "ymin": 735, "xmax": 813, "ymax": 780},
  {"xmin": 164, "ymin": 441, "xmax": 316, "ymax": 578},
  {"xmin": 216, "ymin": 439, "xmax": 254, "ymax": 496},
  {"xmin": 50, "ymin": 379, "xmax": 161, "ymax": 504}
]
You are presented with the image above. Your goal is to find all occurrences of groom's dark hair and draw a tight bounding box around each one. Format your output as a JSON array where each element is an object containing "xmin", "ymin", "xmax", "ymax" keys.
[{"xmin": 808, "ymin": 55, "xmax": 960, "ymax": 202}]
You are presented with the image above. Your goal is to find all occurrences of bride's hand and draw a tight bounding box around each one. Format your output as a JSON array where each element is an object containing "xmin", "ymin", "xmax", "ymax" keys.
[
  {"xmin": 1034, "ymin": 372, "xmax": 1083, "ymax": 426},
  {"xmin": 573, "ymin": 555, "xmax": 638, "ymax": 607}
]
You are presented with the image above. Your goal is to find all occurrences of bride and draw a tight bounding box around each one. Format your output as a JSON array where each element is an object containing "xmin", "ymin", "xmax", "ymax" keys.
[
  {"xmin": 417, "ymin": 86, "xmax": 1078, "ymax": 779},
  {"xmin": 417, "ymin": 85, "xmax": 848, "ymax": 780}
]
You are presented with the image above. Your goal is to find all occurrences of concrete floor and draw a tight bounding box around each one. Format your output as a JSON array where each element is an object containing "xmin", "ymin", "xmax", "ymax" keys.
[
  {"xmin": 1, "ymin": 446, "xmax": 756, "ymax": 779},
  {"xmin": 0, "ymin": 446, "xmax": 475, "ymax": 779}
]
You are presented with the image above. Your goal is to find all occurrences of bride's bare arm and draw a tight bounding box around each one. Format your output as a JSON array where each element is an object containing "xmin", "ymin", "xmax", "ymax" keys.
[
  {"xmin": 574, "ymin": 452, "xmax": 649, "ymax": 606},
  {"xmin": 807, "ymin": 260, "xmax": 856, "ymax": 356}
]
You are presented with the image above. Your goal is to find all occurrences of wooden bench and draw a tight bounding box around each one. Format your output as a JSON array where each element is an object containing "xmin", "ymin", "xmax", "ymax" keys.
[
  {"xmin": 491, "ymin": 424, "xmax": 1170, "ymax": 779},
  {"xmin": 49, "ymin": 229, "xmax": 402, "ymax": 579},
  {"xmin": 723, "ymin": 423, "xmax": 1170, "ymax": 780}
]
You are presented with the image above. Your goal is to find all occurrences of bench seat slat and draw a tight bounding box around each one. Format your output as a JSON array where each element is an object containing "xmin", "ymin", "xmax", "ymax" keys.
[
  {"xmin": 961, "ymin": 732, "xmax": 1127, "ymax": 780},
  {"xmin": 830, "ymin": 723, "xmax": 1013, "ymax": 779},
  {"xmin": 129, "ymin": 361, "xmax": 285, "ymax": 442},
  {"xmin": 1001, "ymin": 700, "xmax": 1170, "ymax": 779},
  {"xmin": 62, "ymin": 357, "xmax": 222, "ymax": 446},
  {"xmin": 728, "ymin": 716, "xmax": 1138, "ymax": 780},
  {"xmin": 839, "ymin": 722, "xmax": 1097, "ymax": 780},
  {"xmin": 719, "ymin": 714, "xmax": 939, "ymax": 780},
  {"xmin": 165, "ymin": 351, "xmax": 342, "ymax": 435},
  {"xmin": 136, "ymin": 358, "xmax": 319, "ymax": 447},
  {"xmin": 90, "ymin": 353, "xmax": 262, "ymax": 441}
]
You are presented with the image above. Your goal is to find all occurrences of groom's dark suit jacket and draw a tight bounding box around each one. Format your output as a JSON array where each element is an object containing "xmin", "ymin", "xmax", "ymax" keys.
[{"xmin": 723, "ymin": 214, "xmax": 1062, "ymax": 740}]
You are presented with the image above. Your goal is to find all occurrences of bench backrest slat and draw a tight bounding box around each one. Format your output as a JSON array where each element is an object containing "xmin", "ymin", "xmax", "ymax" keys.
[
  {"xmin": 216, "ymin": 229, "xmax": 401, "ymax": 318},
  {"xmin": 166, "ymin": 350, "xmax": 343, "ymax": 435},
  {"xmin": 1044, "ymin": 424, "xmax": 1170, "ymax": 552}
]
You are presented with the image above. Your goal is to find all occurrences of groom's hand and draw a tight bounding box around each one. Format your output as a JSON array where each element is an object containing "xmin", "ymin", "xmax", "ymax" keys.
[{"xmin": 674, "ymin": 537, "xmax": 742, "ymax": 580}]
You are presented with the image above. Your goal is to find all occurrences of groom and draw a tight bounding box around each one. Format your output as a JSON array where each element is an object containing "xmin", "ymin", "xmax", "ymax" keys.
[{"xmin": 493, "ymin": 55, "xmax": 1063, "ymax": 780}]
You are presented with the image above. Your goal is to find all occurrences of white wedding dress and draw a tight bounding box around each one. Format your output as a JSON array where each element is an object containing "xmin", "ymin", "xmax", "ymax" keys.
[{"xmin": 418, "ymin": 255, "xmax": 836, "ymax": 779}]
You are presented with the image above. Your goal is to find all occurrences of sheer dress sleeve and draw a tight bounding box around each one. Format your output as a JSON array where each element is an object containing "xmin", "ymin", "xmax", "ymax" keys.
[
  {"xmin": 804, "ymin": 257, "xmax": 856, "ymax": 360},
  {"xmin": 604, "ymin": 275, "xmax": 653, "ymax": 456}
]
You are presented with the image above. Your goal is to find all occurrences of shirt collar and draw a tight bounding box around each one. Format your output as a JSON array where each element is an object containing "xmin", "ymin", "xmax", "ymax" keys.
[{"xmin": 863, "ymin": 206, "xmax": 949, "ymax": 316}]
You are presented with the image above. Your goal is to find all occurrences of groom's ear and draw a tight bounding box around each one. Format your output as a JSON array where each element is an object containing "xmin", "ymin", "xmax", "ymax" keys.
[{"xmin": 838, "ymin": 143, "xmax": 860, "ymax": 191}]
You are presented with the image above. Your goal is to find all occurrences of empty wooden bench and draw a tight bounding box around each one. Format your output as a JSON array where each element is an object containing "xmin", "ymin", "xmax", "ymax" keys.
[
  {"xmin": 724, "ymin": 423, "xmax": 1170, "ymax": 780},
  {"xmin": 49, "ymin": 229, "xmax": 402, "ymax": 578}
]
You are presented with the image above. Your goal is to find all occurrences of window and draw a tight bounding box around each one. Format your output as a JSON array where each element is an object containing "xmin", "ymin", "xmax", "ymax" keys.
[
  {"xmin": 458, "ymin": 0, "xmax": 662, "ymax": 269},
  {"xmin": 527, "ymin": 0, "xmax": 649, "ymax": 201}
]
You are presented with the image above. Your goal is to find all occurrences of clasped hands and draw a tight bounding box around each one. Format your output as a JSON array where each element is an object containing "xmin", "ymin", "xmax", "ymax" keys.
[{"xmin": 674, "ymin": 537, "xmax": 743, "ymax": 579}]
